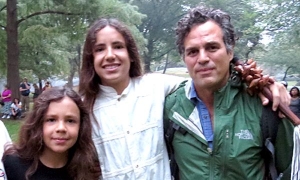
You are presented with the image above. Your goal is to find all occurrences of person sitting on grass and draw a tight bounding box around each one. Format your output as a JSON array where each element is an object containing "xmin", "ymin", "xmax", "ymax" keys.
[{"xmin": 10, "ymin": 98, "xmax": 22, "ymax": 119}]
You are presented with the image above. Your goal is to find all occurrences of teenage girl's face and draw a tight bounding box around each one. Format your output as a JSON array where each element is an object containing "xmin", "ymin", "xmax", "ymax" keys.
[
  {"xmin": 92, "ymin": 26, "xmax": 131, "ymax": 90},
  {"xmin": 42, "ymin": 97, "xmax": 80, "ymax": 156}
]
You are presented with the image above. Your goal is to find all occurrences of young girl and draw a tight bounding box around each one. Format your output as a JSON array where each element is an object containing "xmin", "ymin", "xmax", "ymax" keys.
[
  {"xmin": 78, "ymin": 18, "xmax": 289, "ymax": 179},
  {"xmin": 10, "ymin": 98, "xmax": 22, "ymax": 119},
  {"xmin": 2, "ymin": 87, "xmax": 99, "ymax": 180}
]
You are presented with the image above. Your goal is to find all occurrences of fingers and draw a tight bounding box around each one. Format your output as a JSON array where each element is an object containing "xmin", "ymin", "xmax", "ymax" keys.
[
  {"xmin": 278, "ymin": 111, "xmax": 286, "ymax": 118},
  {"xmin": 258, "ymin": 92, "xmax": 269, "ymax": 106},
  {"xmin": 269, "ymin": 83, "xmax": 280, "ymax": 111},
  {"xmin": 268, "ymin": 82, "xmax": 290, "ymax": 111},
  {"xmin": 233, "ymin": 58, "xmax": 291, "ymax": 112}
]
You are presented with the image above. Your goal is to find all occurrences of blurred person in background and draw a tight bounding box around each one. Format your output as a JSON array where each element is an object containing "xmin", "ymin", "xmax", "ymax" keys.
[
  {"xmin": 42, "ymin": 81, "xmax": 52, "ymax": 92},
  {"xmin": 1, "ymin": 85, "xmax": 12, "ymax": 119},
  {"xmin": 19, "ymin": 77, "xmax": 31, "ymax": 112},
  {"xmin": 10, "ymin": 98, "xmax": 22, "ymax": 120},
  {"xmin": 289, "ymin": 86, "xmax": 300, "ymax": 118},
  {"xmin": 281, "ymin": 81, "xmax": 288, "ymax": 89},
  {"xmin": 32, "ymin": 83, "xmax": 41, "ymax": 102}
]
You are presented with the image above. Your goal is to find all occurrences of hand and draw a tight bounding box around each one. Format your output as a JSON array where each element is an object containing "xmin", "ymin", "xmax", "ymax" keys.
[
  {"xmin": 264, "ymin": 82, "xmax": 290, "ymax": 111},
  {"xmin": 233, "ymin": 58, "xmax": 290, "ymax": 112}
]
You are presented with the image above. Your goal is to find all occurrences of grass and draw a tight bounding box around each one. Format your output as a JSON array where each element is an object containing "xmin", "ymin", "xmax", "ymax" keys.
[
  {"xmin": 1, "ymin": 103, "xmax": 33, "ymax": 142},
  {"xmin": 2, "ymin": 119, "xmax": 23, "ymax": 142}
]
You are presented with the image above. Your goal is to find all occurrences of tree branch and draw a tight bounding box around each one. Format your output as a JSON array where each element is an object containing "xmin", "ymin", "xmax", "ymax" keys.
[
  {"xmin": 0, "ymin": 5, "xmax": 6, "ymax": 12},
  {"xmin": 17, "ymin": 10, "xmax": 79, "ymax": 25},
  {"xmin": 152, "ymin": 47, "xmax": 174, "ymax": 61},
  {"xmin": 0, "ymin": 25, "xmax": 6, "ymax": 30}
]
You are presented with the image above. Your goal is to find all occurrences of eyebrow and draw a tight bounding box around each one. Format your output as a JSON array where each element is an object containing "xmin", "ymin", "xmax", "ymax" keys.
[
  {"xmin": 185, "ymin": 40, "xmax": 220, "ymax": 50},
  {"xmin": 205, "ymin": 40, "xmax": 220, "ymax": 46},
  {"xmin": 95, "ymin": 40, "xmax": 125, "ymax": 45}
]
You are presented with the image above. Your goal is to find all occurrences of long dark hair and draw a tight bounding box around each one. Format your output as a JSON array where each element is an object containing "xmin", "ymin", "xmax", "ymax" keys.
[
  {"xmin": 79, "ymin": 18, "xmax": 143, "ymax": 114},
  {"xmin": 4, "ymin": 87, "xmax": 98, "ymax": 180}
]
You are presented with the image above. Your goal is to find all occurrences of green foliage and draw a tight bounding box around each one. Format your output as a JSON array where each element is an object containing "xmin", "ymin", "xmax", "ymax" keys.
[
  {"xmin": 1, "ymin": 0, "xmax": 146, "ymax": 83},
  {"xmin": 129, "ymin": 0, "xmax": 195, "ymax": 71},
  {"xmin": 254, "ymin": 35, "xmax": 300, "ymax": 76},
  {"xmin": 251, "ymin": 0, "xmax": 300, "ymax": 77},
  {"xmin": 2, "ymin": 0, "xmax": 298, "ymax": 84}
]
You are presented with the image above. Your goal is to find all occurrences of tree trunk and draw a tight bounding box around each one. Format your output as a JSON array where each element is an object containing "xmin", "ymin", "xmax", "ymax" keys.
[
  {"xmin": 7, "ymin": 0, "xmax": 20, "ymax": 99},
  {"xmin": 67, "ymin": 58, "xmax": 75, "ymax": 89},
  {"xmin": 162, "ymin": 53, "xmax": 169, "ymax": 74},
  {"xmin": 283, "ymin": 66, "xmax": 292, "ymax": 81},
  {"xmin": 143, "ymin": 55, "xmax": 151, "ymax": 73},
  {"xmin": 143, "ymin": 40, "xmax": 154, "ymax": 73}
]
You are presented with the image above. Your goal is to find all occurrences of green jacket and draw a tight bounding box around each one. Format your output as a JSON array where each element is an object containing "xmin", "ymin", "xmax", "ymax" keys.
[{"xmin": 163, "ymin": 80, "xmax": 293, "ymax": 180}]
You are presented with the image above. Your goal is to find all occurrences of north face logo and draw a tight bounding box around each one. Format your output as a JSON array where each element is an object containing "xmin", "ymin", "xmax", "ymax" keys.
[{"xmin": 235, "ymin": 130, "xmax": 253, "ymax": 140}]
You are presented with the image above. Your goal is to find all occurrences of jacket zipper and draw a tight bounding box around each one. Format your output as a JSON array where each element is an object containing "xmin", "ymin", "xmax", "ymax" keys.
[{"xmin": 222, "ymin": 128, "xmax": 230, "ymax": 178}]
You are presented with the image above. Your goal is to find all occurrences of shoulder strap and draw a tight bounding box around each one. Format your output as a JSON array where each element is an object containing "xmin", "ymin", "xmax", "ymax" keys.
[
  {"xmin": 261, "ymin": 104, "xmax": 281, "ymax": 180},
  {"xmin": 165, "ymin": 121, "xmax": 187, "ymax": 180},
  {"xmin": 164, "ymin": 81, "xmax": 188, "ymax": 180}
]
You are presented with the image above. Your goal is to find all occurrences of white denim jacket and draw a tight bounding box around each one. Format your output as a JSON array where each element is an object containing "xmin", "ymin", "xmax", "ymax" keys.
[{"xmin": 92, "ymin": 73, "xmax": 183, "ymax": 180}]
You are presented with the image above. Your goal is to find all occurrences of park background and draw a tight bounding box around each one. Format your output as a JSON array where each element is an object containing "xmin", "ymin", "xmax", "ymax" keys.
[{"xmin": 1, "ymin": 0, "xmax": 300, "ymax": 141}]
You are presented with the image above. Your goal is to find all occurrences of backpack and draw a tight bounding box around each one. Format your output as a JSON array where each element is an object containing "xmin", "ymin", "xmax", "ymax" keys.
[{"xmin": 164, "ymin": 97, "xmax": 282, "ymax": 180}]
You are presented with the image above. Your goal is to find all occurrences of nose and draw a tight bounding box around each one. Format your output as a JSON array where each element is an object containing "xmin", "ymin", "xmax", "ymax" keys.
[
  {"xmin": 197, "ymin": 50, "xmax": 209, "ymax": 64},
  {"xmin": 105, "ymin": 47, "xmax": 115, "ymax": 61},
  {"xmin": 56, "ymin": 120, "xmax": 66, "ymax": 132}
]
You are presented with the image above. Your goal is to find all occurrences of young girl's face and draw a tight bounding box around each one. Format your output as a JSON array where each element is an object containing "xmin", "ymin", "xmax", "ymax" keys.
[
  {"xmin": 42, "ymin": 97, "xmax": 80, "ymax": 156},
  {"xmin": 92, "ymin": 26, "xmax": 131, "ymax": 89}
]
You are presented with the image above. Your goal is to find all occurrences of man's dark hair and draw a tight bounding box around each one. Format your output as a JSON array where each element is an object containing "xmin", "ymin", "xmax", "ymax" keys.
[{"xmin": 175, "ymin": 6, "xmax": 236, "ymax": 55}]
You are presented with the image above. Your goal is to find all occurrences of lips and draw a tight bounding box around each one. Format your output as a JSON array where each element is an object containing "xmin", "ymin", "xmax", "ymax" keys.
[
  {"xmin": 52, "ymin": 138, "xmax": 68, "ymax": 144},
  {"xmin": 196, "ymin": 67, "xmax": 214, "ymax": 74},
  {"xmin": 103, "ymin": 64, "xmax": 120, "ymax": 70}
]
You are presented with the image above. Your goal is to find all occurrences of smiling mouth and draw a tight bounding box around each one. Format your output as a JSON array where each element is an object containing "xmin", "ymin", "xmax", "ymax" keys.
[{"xmin": 103, "ymin": 64, "xmax": 120, "ymax": 69}]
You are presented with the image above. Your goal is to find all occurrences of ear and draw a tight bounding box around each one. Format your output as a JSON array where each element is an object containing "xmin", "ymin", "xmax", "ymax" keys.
[{"xmin": 228, "ymin": 50, "xmax": 234, "ymax": 62}]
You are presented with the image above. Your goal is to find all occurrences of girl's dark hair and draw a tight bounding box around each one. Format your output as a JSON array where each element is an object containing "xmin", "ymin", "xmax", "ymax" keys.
[
  {"xmin": 290, "ymin": 86, "xmax": 300, "ymax": 97},
  {"xmin": 4, "ymin": 87, "xmax": 98, "ymax": 180},
  {"xmin": 13, "ymin": 98, "xmax": 20, "ymax": 104},
  {"xmin": 176, "ymin": 6, "xmax": 236, "ymax": 55},
  {"xmin": 79, "ymin": 18, "xmax": 143, "ymax": 114}
]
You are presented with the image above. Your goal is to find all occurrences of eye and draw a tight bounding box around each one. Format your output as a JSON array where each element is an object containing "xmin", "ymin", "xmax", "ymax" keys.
[
  {"xmin": 186, "ymin": 49, "xmax": 198, "ymax": 56},
  {"xmin": 67, "ymin": 119, "xmax": 75, "ymax": 123},
  {"xmin": 94, "ymin": 47, "xmax": 104, "ymax": 52},
  {"xmin": 207, "ymin": 44, "xmax": 219, "ymax": 52},
  {"xmin": 45, "ymin": 118, "xmax": 56, "ymax": 123},
  {"xmin": 66, "ymin": 118, "xmax": 79, "ymax": 124},
  {"xmin": 114, "ymin": 44, "xmax": 124, "ymax": 49}
]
